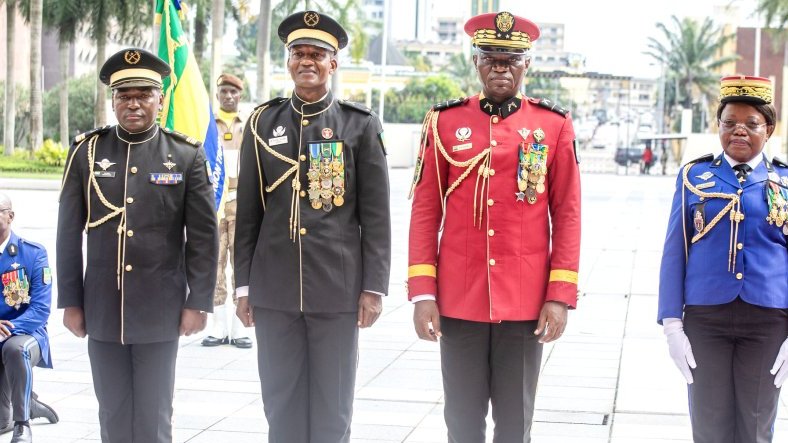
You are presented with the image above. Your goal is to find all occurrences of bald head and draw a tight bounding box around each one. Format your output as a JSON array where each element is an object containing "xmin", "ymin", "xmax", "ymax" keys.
[
  {"xmin": 0, "ymin": 193, "xmax": 11, "ymax": 211},
  {"xmin": 0, "ymin": 192, "xmax": 12, "ymax": 243}
]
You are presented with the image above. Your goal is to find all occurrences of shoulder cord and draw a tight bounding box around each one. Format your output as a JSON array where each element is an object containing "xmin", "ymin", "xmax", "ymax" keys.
[
  {"xmin": 681, "ymin": 162, "xmax": 742, "ymax": 272},
  {"xmin": 430, "ymin": 110, "xmax": 491, "ymax": 229}
]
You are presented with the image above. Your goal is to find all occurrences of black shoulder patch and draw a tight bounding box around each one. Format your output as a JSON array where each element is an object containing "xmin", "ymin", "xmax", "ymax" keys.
[
  {"xmin": 255, "ymin": 97, "xmax": 287, "ymax": 110},
  {"xmin": 433, "ymin": 97, "xmax": 468, "ymax": 111},
  {"xmin": 338, "ymin": 99, "xmax": 373, "ymax": 114},
  {"xmin": 73, "ymin": 125, "xmax": 111, "ymax": 144},
  {"xmin": 533, "ymin": 98, "xmax": 568, "ymax": 117},
  {"xmin": 772, "ymin": 157, "xmax": 788, "ymax": 168},
  {"xmin": 689, "ymin": 153, "xmax": 715, "ymax": 164},
  {"xmin": 162, "ymin": 128, "xmax": 201, "ymax": 147}
]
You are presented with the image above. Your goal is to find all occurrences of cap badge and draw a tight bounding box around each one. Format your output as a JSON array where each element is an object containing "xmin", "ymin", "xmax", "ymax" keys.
[
  {"xmin": 304, "ymin": 11, "xmax": 320, "ymax": 27},
  {"xmin": 495, "ymin": 12, "xmax": 515, "ymax": 34},
  {"xmin": 124, "ymin": 50, "xmax": 141, "ymax": 65},
  {"xmin": 95, "ymin": 158, "xmax": 116, "ymax": 171},
  {"xmin": 455, "ymin": 127, "xmax": 471, "ymax": 142}
]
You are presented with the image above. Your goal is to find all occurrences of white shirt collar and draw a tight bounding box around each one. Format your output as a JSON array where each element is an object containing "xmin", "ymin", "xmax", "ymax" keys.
[
  {"xmin": 724, "ymin": 152, "xmax": 763, "ymax": 171},
  {"xmin": 0, "ymin": 234, "xmax": 9, "ymax": 256}
]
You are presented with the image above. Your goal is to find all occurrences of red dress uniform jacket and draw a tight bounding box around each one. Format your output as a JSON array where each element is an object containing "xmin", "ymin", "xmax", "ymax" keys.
[{"xmin": 408, "ymin": 94, "xmax": 581, "ymax": 322}]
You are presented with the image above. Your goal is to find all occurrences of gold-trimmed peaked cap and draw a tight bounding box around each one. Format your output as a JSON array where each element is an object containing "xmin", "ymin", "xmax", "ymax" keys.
[
  {"xmin": 464, "ymin": 11, "xmax": 540, "ymax": 52},
  {"xmin": 99, "ymin": 48, "xmax": 171, "ymax": 89},
  {"xmin": 278, "ymin": 10, "xmax": 348, "ymax": 52},
  {"xmin": 719, "ymin": 75, "xmax": 773, "ymax": 105}
]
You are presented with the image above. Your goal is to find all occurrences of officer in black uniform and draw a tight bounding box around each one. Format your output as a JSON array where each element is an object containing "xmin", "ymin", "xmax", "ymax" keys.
[
  {"xmin": 234, "ymin": 11, "xmax": 391, "ymax": 443},
  {"xmin": 56, "ymin": 48, "xmax": 218, "ymax": 443}
]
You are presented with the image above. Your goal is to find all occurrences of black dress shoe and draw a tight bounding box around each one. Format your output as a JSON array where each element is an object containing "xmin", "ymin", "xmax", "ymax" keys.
[
  {"xmin": 201, "ymin": 336, "xmax": 228, "ymax": 347},
  {"xmin": 230, "ymin": 337, "xmax": 253, "ymax": 349},
  {"xmin": 30, "ymin": 395, "xmax": 58, "ymax": 424},
  {"xmin": 10, "ymin": 423, "xmax": 31, "ymax": 443}
]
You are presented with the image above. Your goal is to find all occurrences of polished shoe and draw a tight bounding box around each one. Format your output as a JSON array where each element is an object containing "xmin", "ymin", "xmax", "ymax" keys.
[
  {"xmin": 10, "ymin": 423, "xmax": 31, "ymax": 443},
  {"xmin": 29, "ymin": 394, "xmax": 58, "ymax": 424},
  {"xmin": 201, "ymin": 336, "xmax": 228, "ymax": 347},
  {"xmin": 230, "ymin": 337, "xmax": 253, "ymax": 349}
]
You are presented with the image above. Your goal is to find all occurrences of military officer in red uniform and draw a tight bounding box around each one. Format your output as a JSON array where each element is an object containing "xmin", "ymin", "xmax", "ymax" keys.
[{"xmin": 408, "ymin": 11, "xmax": 581, "ymax": 442}]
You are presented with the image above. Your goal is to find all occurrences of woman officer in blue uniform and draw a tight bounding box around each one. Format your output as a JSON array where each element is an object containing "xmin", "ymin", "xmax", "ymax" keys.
[{"xmin": 658, "ymin": 75, "xmax": 788, "ymax": 443}]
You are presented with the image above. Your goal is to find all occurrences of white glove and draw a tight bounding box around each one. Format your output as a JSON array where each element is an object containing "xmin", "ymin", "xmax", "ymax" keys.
[
  {"xmin": 770, "ymin": 337, "xmax": 788, "ymax": 388},
  {"xmin": 663, "ymin": 318, "xmax": 697, "ymax": 384}
]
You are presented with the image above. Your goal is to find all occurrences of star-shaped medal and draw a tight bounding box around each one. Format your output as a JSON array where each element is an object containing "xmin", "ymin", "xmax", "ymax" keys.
[{"xmin": 515, "ymin": 192, "xmax": 525, "ymax": 202}]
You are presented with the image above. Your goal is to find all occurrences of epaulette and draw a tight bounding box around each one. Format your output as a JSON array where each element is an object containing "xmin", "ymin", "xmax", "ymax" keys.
[
  {"xmin": 433, "ymin": 97, "xmax": 468, "ymax": 111},
  {"xmin": 531, "ymin": 97, "xmax": 568, "ymax": 117},
  {"xmin": 255, "ymin": 97, "xmax": 287, "ymax": 110},
  {"xmin": 688, "ymin": 153, "xmax": 715, "ymax": 164},
  {"xmin": 73, "ymin": 125, "xmax": 111, "ymax": 144},
  {"xmin": 772, "ymin": 157, "xmax": 788, "ymax": 168},
  {"xmin": 161, "ymin": 127, "xmax": 201, "ymax": 147},
  {"xmin": 338, "ymin": 99, "xmax": 373, "ymax": 114},
  {"xmin": 19, "ymin": 238, "xmax": 45, "ymax": 250}
]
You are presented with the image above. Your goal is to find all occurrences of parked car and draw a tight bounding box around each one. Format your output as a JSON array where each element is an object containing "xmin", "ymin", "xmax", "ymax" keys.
[{"xmin": 614, "ymin": 146, "xmax": 644, "ymax": 167}]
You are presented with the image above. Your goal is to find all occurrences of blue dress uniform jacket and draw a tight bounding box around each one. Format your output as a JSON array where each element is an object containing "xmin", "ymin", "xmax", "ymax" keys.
[
  {"xmin": 658, "ymin": 153, "xmax": 788, "ymax": 322},
  {"xmin": 234, "ymin": 92, "xmax": 391, "ymax": 313},
  {"xmin": 56, "ymin": 124, "xmax": 219, "ymax": 344},
  {"xmin": 0, "ymin": 232, "xmax": 51, "ymax": 368}
]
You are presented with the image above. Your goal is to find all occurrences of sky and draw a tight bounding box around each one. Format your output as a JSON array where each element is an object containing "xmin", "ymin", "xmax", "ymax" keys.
[{"xmin": 252, "ymin": 0, "xmax": 765, "ymax": 79}]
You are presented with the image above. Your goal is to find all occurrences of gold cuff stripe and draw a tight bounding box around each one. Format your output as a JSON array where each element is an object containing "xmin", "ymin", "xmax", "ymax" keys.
[
  {"xmin": 408, "ymin": 264, "xmax": 437, "ymax": 278},
  {"xmin": 287, "ymin": 29, "xmax": 339, "ymax": 51},
  {"xmin": 549, "ymin": 269, "xmax": 578, "ymax": 284},
  {"xmin": 109, "ymin": 68, "xmax": 162, "ymax": 87}
]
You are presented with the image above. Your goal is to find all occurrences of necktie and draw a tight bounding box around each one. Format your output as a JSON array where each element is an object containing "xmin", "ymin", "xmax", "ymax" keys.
[{"xmin": 733, "ymin": 164, "xmax": 752, "ymax": 183}]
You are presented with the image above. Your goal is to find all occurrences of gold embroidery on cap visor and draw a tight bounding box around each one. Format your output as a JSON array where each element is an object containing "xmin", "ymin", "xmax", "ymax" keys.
[
  {"xmin": 472, "ymin": 29, "xmax": 532, "ymax": 50},
  {"xmin": 719, "ymin": 84, "xmax": 773, "ymax": 104}
]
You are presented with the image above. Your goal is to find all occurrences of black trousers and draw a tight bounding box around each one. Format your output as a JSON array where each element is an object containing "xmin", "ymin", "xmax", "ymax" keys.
[
  {"xmin": 440, "ymin": 316, "xmax": 543, "ymax": 443},
  {"xmin": 254, "ymin": 308, "xmax": 359, "ymax": 443},
  {"xmin": 88, "ymin": 338, "xmax": 179, "ymax": 443},
  {"xmin": 0, "ymin": 335, "xmax": 41, "ymax": 422},
  {"xmin": 684, "ymin": 298, "xmax": 788, "ymax": 443}
]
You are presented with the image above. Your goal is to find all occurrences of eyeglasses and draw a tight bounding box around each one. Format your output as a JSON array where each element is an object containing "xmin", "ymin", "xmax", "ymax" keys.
[
  {"xmin": 0, "ymin": 208, "xmax": 11, "ymax": 213},
  {"xmin": 477, "ymin": 54, "xmax": 528, "ymax": 68},
  {"xmin": 719, "ymin": 120, "xmax": 768, "ymax": 134}
]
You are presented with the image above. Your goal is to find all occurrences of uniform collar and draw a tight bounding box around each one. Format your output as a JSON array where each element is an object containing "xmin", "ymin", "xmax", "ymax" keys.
[
  {"xmin": 0, "ymin": 231, "xmax": 10, "ymax": 255},
  {"xmin": 0, "ymin": 232, "xmax": 18, "ymax": 257},
  {"xmin": 115, "ymin": 123, "xmax": 159, "ymax": 144},
  {"xmin": 478, "ymin": 92, "xmax": 522, "ymax": 119},
  {"xmin": 723, "ymin": 152, "xmax": 764, "ymax": 171},
  {"xmin": 291, "ymin": 90, "xmax": 334, "ymax": 116},
  {"xmin": 711, "ymin": 152, "xmax": 767, "ymax": 188}
]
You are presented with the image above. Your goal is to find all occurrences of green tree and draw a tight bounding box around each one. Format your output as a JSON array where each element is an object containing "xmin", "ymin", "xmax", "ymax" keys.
[
  {"xmin": 384, "ymin": 75, "xmax": 463, "ymax": 123},
  {"xmin": 44, "ymin": 0, "xmax": 83, "ymax": 146},
  {"xmin": 3, "ymin": 0, "xmax": 17, "ymax": 155},
  {"xmin": 645, "ymin": 15, "xmax": 738, "ymax": 130},
  {"xmin": 758, "ymin": 0, "xmax": 788, "ymax": 31},
  {"xmin": 446, "ymin": 52, "xmax": 477, "ymax": 95},
  {"xmin": 43, "ymin": 74, "xmax": 98, "ymax": 142}
]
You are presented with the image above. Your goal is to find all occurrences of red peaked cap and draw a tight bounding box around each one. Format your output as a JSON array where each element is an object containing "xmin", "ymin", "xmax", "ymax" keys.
[{"xmin": 464, "ymin": 11, "xmax": 540, "ymax": 51}]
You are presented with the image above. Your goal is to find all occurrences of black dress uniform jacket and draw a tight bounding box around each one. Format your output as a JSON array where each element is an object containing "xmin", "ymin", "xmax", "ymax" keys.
[
  {"xmin": 234, "ymin": 91, "xmax": 391, "ymax": 312},
  {"xmin": 56, "ymin": 124, "xmax": 219, "ymax": 344}
]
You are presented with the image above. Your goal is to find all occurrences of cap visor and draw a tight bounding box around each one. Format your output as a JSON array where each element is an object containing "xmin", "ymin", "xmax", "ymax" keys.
[
  {"xmin": 288, "ymin": 37, "xmax": 336, "ymax": 52},
  {"xmin": 111, "ymin": 79, "xmax": 163, "ymax": 89},
  {"xmin": 476, "ymin": 45, "xmax": 528, "ymax": 55}
]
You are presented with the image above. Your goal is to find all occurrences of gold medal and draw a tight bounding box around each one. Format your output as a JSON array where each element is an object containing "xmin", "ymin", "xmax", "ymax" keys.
[
  {"xmin": 518, "ymin": 180, "xmax": 527, "ymax": 192},
  {"xmin": 537, "ymin": 175, "xmax": 545, "ymax": 184},
  {"xmin": 311, "ymin": 199, "xmax": 322, "ymax": 209},
  {"xmin": 536, "ymin": 183, "xmax": 545, "ymax": 194},
  {"xmin": 223, "ymin": 132, "xmax": 233, "ymax": 141},
  {"xmin": 334, "ymin": 195, "xmax": 345, "ymax": 206}
]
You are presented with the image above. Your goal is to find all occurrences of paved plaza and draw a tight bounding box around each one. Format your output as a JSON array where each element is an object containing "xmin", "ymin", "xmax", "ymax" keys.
[{"xmin": 3, "ymin": 168, "xmax": 788, "ymax": 442}]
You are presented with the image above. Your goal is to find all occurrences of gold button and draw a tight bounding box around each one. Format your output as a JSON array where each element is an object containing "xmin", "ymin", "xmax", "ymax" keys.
[
  {"xmin": 299, "ymin": 228, "xmax": 307, "ymax": 235},
  {"xmin": 126, "ymin": 197, "xmax": 134, "ymax": 204},
  {"xmin": 487, "ymin": 199, "xmax": 494, "ymax": 206},
  {"xmin": 489, "ymin": 259, "xmax": 496, "ymax": 266},
  {"xmin": 299, "ymin": 191, "xmax": 306, "ymax": 197},
  {"xmin": 737, "ymin": 243, "xmax": 743, "ymax": 250},
  {"xmin": 736, "ymin": 272, "xmax": 743, "ymax": 280},
  {"xmin": 125, "ymin": 264, "xmax": 133, "ymax": 272},
  {"xmin": 127, "ymin": 230, "xmax": 134, "ymax": 237},
  {"xmin": 488, "ymin": 229, "xmax": 495, "ymax": 236},
  {"xmin": 488, "ymin": 169, "xmax": 496, "ymax": 176},
  {"xmin": 130, "ymin": 166, "xmax": 138, "ymax": 174},
  {"xmin": 737, "ymin": 189, "xmax": 743, "ymax": 195},
  {"xmin": 300, "ymin": 155, "xmax": 307, "ymax": 161},
  {"xmin": 302, "ymin": 119, "xmax": 309, "ymax": 126},
  {"xmin": 490, "ymin": 140, "xmax": 497, "ymax": 147},
  {"xmin": 492, "ymin": 116, "xmax": 499, "ymax": 124}
]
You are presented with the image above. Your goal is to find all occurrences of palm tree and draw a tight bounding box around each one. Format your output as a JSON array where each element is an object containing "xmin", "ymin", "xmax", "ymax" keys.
[
  {"xmin": 645, "ymin": 15, "xmax": 738, "ymax": 130},
  {"xmin": 28, "ymin": 0, "xmax": 42, "ymax": 150},
  {"xmin": 257, "ymin": 0, "xmax": 272, "ymax": 102},
  {"xmin": 758, "ymin": 0, "xmax": 788, "ymax": 31},
  {"xmin": 3, "ymin": 0, "xmax": 16, "ymax": 155},
  {"xmin": 209, "ymin": 0, "xmax": 224, "ymax": 103},
  {"xmin": 45, "ymin": 0, "xmax": 82, "ymax": 145},
  {"xmin": 446, "ymin": 52, "xmax": 477, "ymax": 96}
]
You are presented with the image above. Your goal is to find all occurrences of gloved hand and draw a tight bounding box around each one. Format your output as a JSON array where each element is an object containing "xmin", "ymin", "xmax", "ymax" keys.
[
  {"xmin": 663, "ymin": 318, "xmax": 696, "ymax": 384},
  {"xmin": 769, "ymin": 337, "xmax": 788, "ymax": 388}
]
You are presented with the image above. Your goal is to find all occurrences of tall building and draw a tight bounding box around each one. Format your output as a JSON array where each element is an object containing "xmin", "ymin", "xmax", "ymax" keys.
[{"xmin": 471, "ymin": 0, "xmax": 499, "ymax": 15}]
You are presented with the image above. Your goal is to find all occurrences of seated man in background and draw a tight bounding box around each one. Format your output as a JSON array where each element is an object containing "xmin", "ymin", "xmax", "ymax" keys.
[{"xmin": 0, "ymin": 193, "xmax": 59, "ymax": 443}]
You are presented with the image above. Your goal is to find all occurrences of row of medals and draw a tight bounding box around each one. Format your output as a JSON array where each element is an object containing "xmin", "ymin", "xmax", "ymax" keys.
[
  {"xmin": 766, "ymin": 182, "xmax": 788, "ymax": 235},
  {"xmin": 2, "ymin": 270, "xmax": 30, "ymax": 309},
  {"xmin": 518, "ymin": 142, "xmax": 548, "ymax": 204},
  {"xmin": 307, "ymin": 157, "xmax": 345, "ymax": 212}
]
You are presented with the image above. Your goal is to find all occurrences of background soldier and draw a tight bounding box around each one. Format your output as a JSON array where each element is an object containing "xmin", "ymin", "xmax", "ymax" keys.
[
  {"xmin": 202, "ymin": 73, "xmax": 252, "ymax": 349},
  {"xmin": 408, "ymin": 11, "xmax": 581, "ymax": 442},
  {"xmin": 56, "ymin": 48, "xmax": 218, "ymax": 443},
  {"xmin": 234, "ymin": 11, "xmax": 391, "ymax": 442},
  {"xmin": 0, "ymin": 193, "xmax": 58, "ymax": 443}
]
